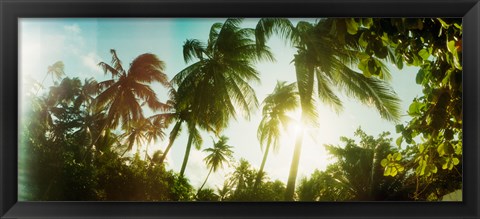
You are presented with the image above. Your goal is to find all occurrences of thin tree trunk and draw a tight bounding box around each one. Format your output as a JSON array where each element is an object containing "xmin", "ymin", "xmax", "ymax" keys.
[
  {"xmin": 198, "ymin": 167, "xmax": 214, "ymax": 192},
  {"xmin": 179, "ymin": 131, "xmax": 194, "ymax": 176},
  {"xmin": 36, "ymin": 73, "xmax": 49, "ymax": 95},
  {"xmin": 284, "ymin": 60, "xmax": 313, "ymax": 200},
  {"xmin": 254, "ymin": 143, "xmax": 271, "ymax": 190},
  {"xmin": 284, "ymin": 129, "xmax": 304, "ymax": 201},
  {"xmin": 144, "ymin": 143, "xmax": 150, "ymax": 160},
  {"xmin": 159, "ymin": 121, "xmax": 182, "ymax": 164},
  {"xmin": 83, "ymin": 121, "xmax": 108, "ymax": 161}
]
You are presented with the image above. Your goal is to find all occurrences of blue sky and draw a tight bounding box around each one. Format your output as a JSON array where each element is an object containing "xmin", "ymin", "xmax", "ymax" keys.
[{"xmin": 19, "ymin": 18, "xmax": 423, "ymax": 190}]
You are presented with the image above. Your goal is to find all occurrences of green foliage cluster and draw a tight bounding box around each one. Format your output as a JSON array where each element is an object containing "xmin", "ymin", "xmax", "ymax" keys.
[
  {"xmin": 212, "ymin": 159, "xmax": 286, "ymax": 201},
  {"xmin": 21, "ymin": 77, "xmax": 193, "ymax": 201},
  {"xmin": 298, "ymin": 129, "xmax": 410, "ymax": 201},
  {"xmin": 336, "ymin": 18, "xmax": 463, "ymax": 200}
]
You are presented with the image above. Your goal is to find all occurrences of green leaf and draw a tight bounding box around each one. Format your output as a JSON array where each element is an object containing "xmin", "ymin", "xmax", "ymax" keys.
[
  {"xmin": 345, "ymin": 18, "xmax": 359, "ymax": 35},
  {"xmin": 395, "ymin": 124, "xmax": 404, "ymax": 133},
  {"xmin": 453, "ymin": 52, "xmax": 462, "ymax": 70},
  {"xmin": 396, "ymin": 164, "xmax": 405, "ymax": 172},
  {"xmin": 384, "ymin": 166, "xmax": 392, "ymax": 176},
  {"xmin": 454, "ymin": 142, "xmax": 462, "ymax": 155},
  {"xmin": 393, "ymin": 153, "xmax": 402, "ymax": 161},
  {"xmin": 381, "ymin": 159, "xmax": 388, "ymax": 167},
  {"xmin": 415, "ymin": 69, "xmax": 425, "ymax": 85},
  {"xmin": 368, "ymin": 59, "xmax": 377, "ymax": 76},
  {"xmin": 419, "ymin": 144, "xmax": 425, "ymax": 153},
  {"xmin": 453, "ymin": 23, "xmax": 462, "ymax": 30},
  {"xmin": 437, "ymin": 18, "xmax": 450, "ymax": 29},
  {"xmin": 418, "ymin": 48, "xmax": 430, "ymax": 60},
  {"xmin": 408, "ymin": 101, "xmax": 423, "ymax": 116},
  {"xmin": 362, "ymin": 18, "xmax": 373, "ymax": 28},
  {"xmin": 359, "ymin": 32, "xmax": 368, "ymax": 47},
  {"xmin": 442, "ymin": 69, "xmax": 453, "ymax": 85},
  {"xmin": 358, "ymin": 57, "xmax": 372, "ymax": 77},
  {"xmin": 389, "ymin": 167, "xmax": 398, "ymax": 176},
  {"xmin": 431, "ymin": 165, "xmax": 438, "ymax": 173},
  {"xmin": 417, "ymin": 160, "xmax": 427, "ymax": 176},
  {"xmin": 396, "ymin": 136, "xmax": 403, "ymax": 147},
  {"xmin": 442, "ymin": 161, "xmax": 449, "ymax": 169},
  {"xmin": 437, "ymin": 142, "xmax": 446, "ymax": 156},
  {"xmin": 447, "ymin": 40, "xmax": 456, "ymax": 53},
  {"xmin": 395, "ymin": 56, "xmax": 404, "ymax": 70},
  {"xmin": 452, "ymin": 157, "xmax": 460, "ymax": 165}
]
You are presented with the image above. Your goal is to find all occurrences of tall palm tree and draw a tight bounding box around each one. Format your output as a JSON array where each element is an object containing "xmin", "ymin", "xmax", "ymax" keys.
[
  {"xmin": 254, "ymin": 81, "xmax": 299, "ymax": 189},
  {"xmin": 198, "ymin": 136, "xmax": 234, "ymax": 192},
  {"xmin": 255, "ymin": 18, "xmax": 401, "ymax": 200},
  {"xmin": 94, "ymin": 49, "xmax": 170, "ymax": 153},
  {"xmin": 155, "ymin": 87, "xmax": 202, "ymax": 165},
  {"xmin": 172, "ymin": 18, "xmax": 274, "ymax": 176}
]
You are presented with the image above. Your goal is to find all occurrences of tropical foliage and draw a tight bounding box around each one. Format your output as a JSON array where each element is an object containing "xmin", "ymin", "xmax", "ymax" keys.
[{"xmin": 19, "ymin": 18, "xmax": 462, "ymax": 201}]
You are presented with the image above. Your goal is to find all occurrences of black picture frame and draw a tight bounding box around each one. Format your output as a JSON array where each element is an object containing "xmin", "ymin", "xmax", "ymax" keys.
[{"xmin": 1, "ymin": 0, "xmax": 479, "ymax": 218}]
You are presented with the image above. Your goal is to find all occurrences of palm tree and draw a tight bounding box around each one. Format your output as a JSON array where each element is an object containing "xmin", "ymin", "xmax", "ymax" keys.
[
  {"xmin": 254, "ymin": 81, "xmax": 299, "ymax": 189},
  {"xmin": 147, "ymin": 150, "xmax": 164, "ymax": 166},
  {"xmin": 255, "ymin": 18, "xmax": 401, "ymax": 200},
  {"xmin": 94, "ymin": 49, "xmax": 170, "ymax": 153},
  {"xmin": 229, "ymin": 159, "xmax": 257, "ymax": 200},
  {"xmin": 37, "ymin": 61, "xmax": 65, "ymax": 94},
  {"xmin": 198, "ymin": 136, "xmax": 234, "ymax": 192},
  {"xmin": 324, "ymin": 129, "xmax": 408, "ymax": 201},
  {"xmin": 74, "ymin": 78, "xmax": 101, "ymax": 110},
  {"xmin": 172, "ymin": 18, "xmax": 274, "ymax": 176},
  {"xmin": 119, "ymin": 115, "xmax": 166, "ymax": 157},
  {"xmin": 155, "ymin": 87, "xmax": 201, "ymax": 165}
]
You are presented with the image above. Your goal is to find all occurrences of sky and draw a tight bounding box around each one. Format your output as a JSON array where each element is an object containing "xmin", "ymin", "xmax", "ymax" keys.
[{"xmin": 19, "ymin": 18, "xmax": 423, "ymax": 191}]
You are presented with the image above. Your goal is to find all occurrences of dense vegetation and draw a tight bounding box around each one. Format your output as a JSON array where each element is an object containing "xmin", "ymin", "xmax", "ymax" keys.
[{"xmin": 19, "ymin": 18, "xmax": 462, "ymax": 201}]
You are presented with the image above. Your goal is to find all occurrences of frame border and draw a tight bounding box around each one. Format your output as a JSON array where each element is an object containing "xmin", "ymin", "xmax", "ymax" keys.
[{"xmin": 1, "ymin": 0, "xmax": 479, "ymax": 218}]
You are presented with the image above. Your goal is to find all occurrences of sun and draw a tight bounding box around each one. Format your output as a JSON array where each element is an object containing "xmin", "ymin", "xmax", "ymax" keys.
[
  {"xmin": 290, "ymin": 122, "xmax": 303, "ymax": 136},
  {"xmin": 285, "ymin": 109, "xmax": 303, "ymax": 136}
]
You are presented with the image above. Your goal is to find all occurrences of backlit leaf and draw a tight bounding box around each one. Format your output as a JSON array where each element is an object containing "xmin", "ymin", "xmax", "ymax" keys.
[
  {"xmin": 418, "ymin": 49, "xmax": 430, "ymax": 60},
  {"xmin": 396, "ymin": 136, "xmax": 403, "ymax": 147}
]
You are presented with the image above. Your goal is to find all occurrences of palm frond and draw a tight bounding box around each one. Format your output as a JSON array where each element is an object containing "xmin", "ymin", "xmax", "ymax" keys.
[
  {"xmin": 109, "ymin": 49, "xmax": 125, "ymax": 74},
  {"xmin": 128, "ymin": 53, "xmax": 169, "ymax": 87},
  {"xmin": 183, "ymin": 39, "xmax": 207, "ymax": 63},
  {"xmin": 47, "ymin": 61, "xmax": 66, "ymax": 80},
  {"xmin": 255, "ymin": 18, "xmax": 295, "ymax": 47},
  {"xmin": 98, "ymin": 62, "xmax": 121, "ymax": 78},
  {"xmin": 315, "ymin": 69, "xmax": 343, "ymax": 113},
  {"xmin": 336, "ymin": 66, "xmax": 401, "ymax": 122}
]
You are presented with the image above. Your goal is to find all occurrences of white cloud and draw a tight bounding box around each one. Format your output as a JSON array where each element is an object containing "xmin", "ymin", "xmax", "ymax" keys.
[
  {"xmin": 82, "ymin": 52, "xmax": 102, "ymax": 73},
  {"xmin": 185, "ymin": 150, "xmax": 209, "ymax": 188}
]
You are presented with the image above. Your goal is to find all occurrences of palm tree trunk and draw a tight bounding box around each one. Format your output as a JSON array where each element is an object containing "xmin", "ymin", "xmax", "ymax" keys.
[
  {"xmin": 198, "ymin": 166, "xmax": 214, "ymax": 192},
  {"xmin": 159, "ymin": 121, "xmax": 182, "ymax": 164},
  {"xmin": 254, "ymin": 143, "xmax": 271, "ymax": 189},
  {"xmin": 284, "ymin": 129, "xmax": 305, "ymax": 201},
  {"xmin": 144, "ymin": 144, "xmax": 150, "ymax": 160},
  {"xmin": 36, "ymin": 73, "xmax": 49, "ymax": 95},
  {"xmin": 84, "ymin": 121, "xmax": 108, "ymax": 161},
  {"xmin": 179, "ymin": 131, "xmax": 195, "ymax": 176}
]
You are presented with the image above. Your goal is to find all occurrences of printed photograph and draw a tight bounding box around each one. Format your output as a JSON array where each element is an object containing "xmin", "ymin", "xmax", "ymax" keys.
[{"xmin": 18, "ymin": 18, "xmax": 462, "ymax": 201}]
